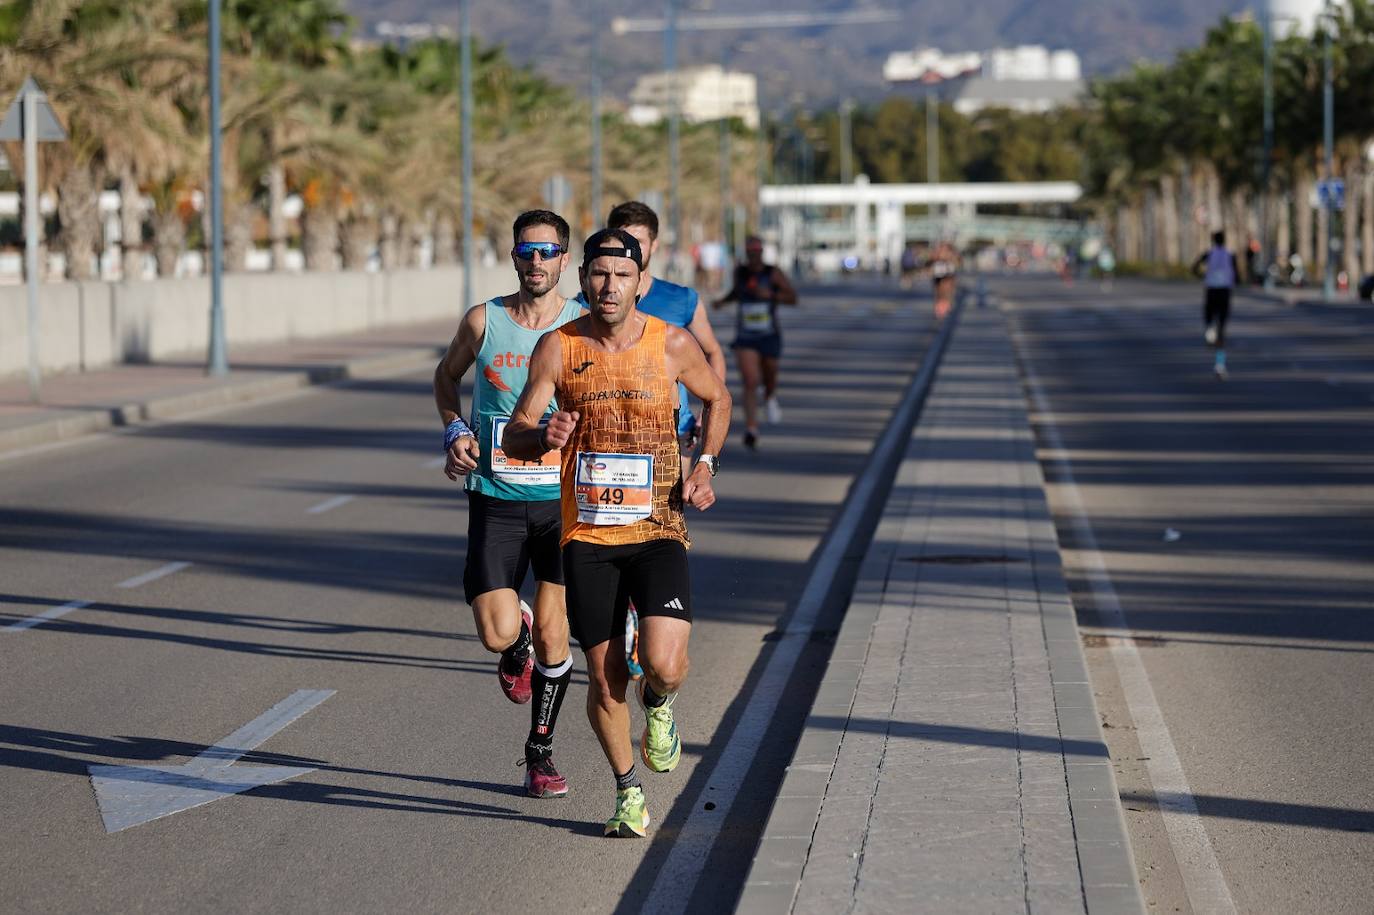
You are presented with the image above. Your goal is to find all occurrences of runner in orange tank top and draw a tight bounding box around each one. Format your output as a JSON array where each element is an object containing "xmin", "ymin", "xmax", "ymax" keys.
[{"xmin": 505, "ymin": 228, "xmax": 732, "ymax": 838}]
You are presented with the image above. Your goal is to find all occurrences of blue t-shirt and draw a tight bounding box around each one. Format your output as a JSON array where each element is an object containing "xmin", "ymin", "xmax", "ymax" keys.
[{"xmin": 576, "ymin": 277, "xmax": 701, "ymax": 433}]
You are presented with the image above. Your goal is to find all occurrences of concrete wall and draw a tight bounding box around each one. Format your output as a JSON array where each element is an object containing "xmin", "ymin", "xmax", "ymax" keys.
[{"xmin": 0, "ymin": 264, "xmax": 526, "ymax": 379}]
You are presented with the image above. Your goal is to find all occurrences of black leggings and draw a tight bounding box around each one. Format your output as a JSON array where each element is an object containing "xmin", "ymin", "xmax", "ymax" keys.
[{"xmin": 1204, "ymin": 288, "xmax": 1231, "ymax": 348}]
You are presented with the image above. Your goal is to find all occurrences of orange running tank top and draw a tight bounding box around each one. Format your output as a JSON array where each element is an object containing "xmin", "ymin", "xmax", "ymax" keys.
[{"xmin": 555, "ymin": 315, "xmax": 688, "ymax": 548}]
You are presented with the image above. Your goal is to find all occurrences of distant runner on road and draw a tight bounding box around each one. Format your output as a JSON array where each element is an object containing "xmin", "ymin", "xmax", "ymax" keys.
[
  {"xmin": 504, "ymin": 228, "xmax": 731, "ymax": 838},
  {"xmin": 433, "ymin": 209, "xmax": 583, "ymax": 798},
  {"xmin": 713, "ymin": 236, "xmax": 798, "ymax": 451},
  {"xmin": 1193, "ymin": 230, "xmax": 1237, "ymax": 379}
]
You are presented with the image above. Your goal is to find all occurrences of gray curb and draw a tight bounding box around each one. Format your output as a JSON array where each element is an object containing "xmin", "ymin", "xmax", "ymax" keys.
[{"xmin": 0, "ymin": 346, "xmax": 442, "ymax": 457}]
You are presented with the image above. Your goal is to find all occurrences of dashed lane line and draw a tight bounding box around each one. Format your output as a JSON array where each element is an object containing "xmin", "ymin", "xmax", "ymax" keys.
[
  {"xmin": 305, "ymin": 495, "xmax": 355, "ymax": 515},
  {"xmin": 116, "ymin": 562, "xmax": 193, "ymax": 590}
]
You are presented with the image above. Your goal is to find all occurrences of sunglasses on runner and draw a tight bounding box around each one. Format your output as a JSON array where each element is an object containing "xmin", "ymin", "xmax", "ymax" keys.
[{"xmin": 512, "ymin": 242, "xmax": 567, "ymax": 261}]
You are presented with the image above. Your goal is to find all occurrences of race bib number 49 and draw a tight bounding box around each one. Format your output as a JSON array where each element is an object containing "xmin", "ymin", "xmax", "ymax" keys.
[
  {"xmin": 574, "ymin": 452, "xmax": 653, "ymax": 525},
  {"xmin": 492, "ymin": 416, "xmax": 560, "ymax": 486}
]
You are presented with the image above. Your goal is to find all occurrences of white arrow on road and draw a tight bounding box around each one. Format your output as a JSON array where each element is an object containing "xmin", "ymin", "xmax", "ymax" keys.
[{"xmin": 89, "ymin": 689, "xmax": 335, "ymax": 833}]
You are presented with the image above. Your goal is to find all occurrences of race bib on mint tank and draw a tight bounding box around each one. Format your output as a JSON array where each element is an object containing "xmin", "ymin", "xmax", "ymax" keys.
[
  {"xmin": 574, "ymin": 452, "xmax": 653, "ymax": 525},
  {"xmin": 491, "ymin": 416, "xmax": 560, "ymax": 486}
]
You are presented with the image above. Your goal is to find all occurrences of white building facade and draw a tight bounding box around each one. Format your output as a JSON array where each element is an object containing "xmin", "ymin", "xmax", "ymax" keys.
[{"xmin": 628, "ymin": 64, "xmax": 759, "ymax": 128}]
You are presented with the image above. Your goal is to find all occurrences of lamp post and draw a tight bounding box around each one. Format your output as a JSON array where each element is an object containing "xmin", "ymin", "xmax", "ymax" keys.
[
  {"xmin": 590, "ymin": 12, "xmax": 603, "ymax": 225},
  {"xmin": 460, "ymin": 0, "xmax": 474, "ymax": 313},
  {"xmin": 1261, "ymin": 3, "xmax": 1275, "ymax": 290},
  {"xmin": 207, "ymin": 0, "xmax": 227, "ymax": 376},
  {"xmin": 1321, "ymin": 0, "xmax": 1336, "ymax": 301},
  {"xmin": 665, "ymin": 0, "xmax": 680, "ymax": 270}
]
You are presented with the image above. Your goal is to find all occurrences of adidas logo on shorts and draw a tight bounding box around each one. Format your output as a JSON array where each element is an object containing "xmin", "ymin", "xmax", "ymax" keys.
[{"xmin": 663, "ymin": 597, "xmax": 684, "ymax": 611}]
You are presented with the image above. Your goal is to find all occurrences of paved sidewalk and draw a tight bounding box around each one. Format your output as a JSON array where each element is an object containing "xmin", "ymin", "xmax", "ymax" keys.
[
  {"xmin": 738, "ymin": 306, "xmax": 1142, "ymax": 913},
  {"xmin": 0, "ymin": 318, "xmax": 457, "ymax": 455}
]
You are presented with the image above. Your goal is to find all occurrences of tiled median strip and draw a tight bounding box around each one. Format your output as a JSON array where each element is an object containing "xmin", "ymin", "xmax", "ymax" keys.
[{"xmin": 737, "ymin": 306, "xmax": 1143, "ymax": 914}]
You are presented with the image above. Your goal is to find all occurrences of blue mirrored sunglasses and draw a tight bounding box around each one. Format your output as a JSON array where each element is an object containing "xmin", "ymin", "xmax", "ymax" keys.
[{"xmin": 512, "ymin": 241, "xmax": 567, "ymax": 261}]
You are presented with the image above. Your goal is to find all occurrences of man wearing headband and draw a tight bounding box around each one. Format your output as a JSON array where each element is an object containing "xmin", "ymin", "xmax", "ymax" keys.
[
  {"xmin": 504, "ymin": 228, "xmax": 732, "ymax": 838},
  {"xmin": 576, "ymin": 202, "xmax": 728, "ymax": 683},
  {"xmin": 433, "ymin": 209, "xmax": 583, "ymax": 799}
]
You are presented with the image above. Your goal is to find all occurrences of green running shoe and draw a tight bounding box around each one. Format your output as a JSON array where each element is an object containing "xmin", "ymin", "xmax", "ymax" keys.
[
  {"xmin": 604, "ymin": 786, "xmax": 650, "ymax": 838},
  {"xmin": 639, "ymin": 682, "xmax": 681, "ymax": 773}
]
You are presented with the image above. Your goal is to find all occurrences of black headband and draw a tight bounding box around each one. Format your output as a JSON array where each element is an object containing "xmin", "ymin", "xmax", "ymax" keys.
[{"xmin": 581, "ymin": 228, "xmax": 644, "ymax": 270}]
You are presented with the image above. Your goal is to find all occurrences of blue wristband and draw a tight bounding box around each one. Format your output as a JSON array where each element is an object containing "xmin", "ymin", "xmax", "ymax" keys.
[{"xmin": 443, "ymin": 418, "xmax": 474, "ymax": 452}]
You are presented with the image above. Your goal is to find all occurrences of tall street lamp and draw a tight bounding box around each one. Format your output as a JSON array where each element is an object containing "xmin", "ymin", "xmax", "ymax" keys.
[{"xmin": 1321, "ymin": 0, "xmax": 1336, "ymax": 301}]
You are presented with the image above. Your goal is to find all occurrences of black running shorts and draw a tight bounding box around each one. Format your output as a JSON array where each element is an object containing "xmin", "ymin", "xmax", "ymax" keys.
[
  {"xmin": 732, "ymin": 333, "xmax": 782, "ymax": 359},
  {"xmin": 563, "ymin": 538, "xmax": 692, "ymax": 649},
  {"xmin": 462, "ymin": 491, "xmax": 563, "ymax": 604}
]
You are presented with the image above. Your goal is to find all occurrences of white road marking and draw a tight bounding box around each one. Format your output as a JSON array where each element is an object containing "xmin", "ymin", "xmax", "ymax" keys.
[
  {"xmin": 89, "ymin": 689, "xmax": 335, "ymax": 833},
  {"xmin": 646, "ymin": 308, "xmax": 960, "ymax": 913},
  {"xmin": 305, "ymin": 494, "xmax": 355, "ymax": 515},
  {"xmin": 2, "ymin": 600, "xmax": 91, "ymax": 633},
  {"xmin": 1021, "ymin": 351, "xmax": 1238, "ymax": 915},
  {"xmin": 423, "ymin": 455, "xmax": 447, "ymax": 470},
  {"xmin": 116, "ymin": 562, "xmax": 192, "ymax": 589}
]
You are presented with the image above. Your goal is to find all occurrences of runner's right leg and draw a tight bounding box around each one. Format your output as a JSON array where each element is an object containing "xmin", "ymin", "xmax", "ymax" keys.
[
  {"xmin": 523, "ymin": 501, "xmax": 572, "ymax": 796},
  {"xmin": 761, "ymin": 355, "xmax": 782, "ymax": 424}
]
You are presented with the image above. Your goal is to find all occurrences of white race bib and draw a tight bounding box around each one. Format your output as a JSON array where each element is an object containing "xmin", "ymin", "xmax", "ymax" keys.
[
  {"xmin": 741, "ymin": 302, "xmax": 774, "ymax": 334},
  {"xmin": 574, "ymin": 452, "xmax": 653, "ymax": 525},
  {"xmin": 491, "ymin": 416, "xmax": 560, "ymax": 486}
]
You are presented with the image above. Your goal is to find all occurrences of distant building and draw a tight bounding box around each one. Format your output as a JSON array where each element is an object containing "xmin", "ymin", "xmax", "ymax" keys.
[
  {"xmin": 1267, "ymin": 0, "xmax": 1335, "ymax": 36},
  {"xmin": 628, "ymin": 65, "xmax": 759, "ymax": 129},
  {"xmin": 883, "ymin": 45, "xmax": 1085, "ymax": 114}
]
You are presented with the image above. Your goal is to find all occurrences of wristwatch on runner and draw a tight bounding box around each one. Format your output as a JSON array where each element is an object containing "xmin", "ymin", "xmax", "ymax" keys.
[{"xmin": 696, "ymin": 454, "xmax": 719, "ymax": 477}]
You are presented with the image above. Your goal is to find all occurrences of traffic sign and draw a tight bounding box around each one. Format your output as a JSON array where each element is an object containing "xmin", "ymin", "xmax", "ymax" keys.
[
  {"xmin": 0, "ymin": 77, "xmax": 66, "ymax": 142},
  {"xmin": 1316, "ymin": 179, "xmax": 1345, "ymax": 211}
]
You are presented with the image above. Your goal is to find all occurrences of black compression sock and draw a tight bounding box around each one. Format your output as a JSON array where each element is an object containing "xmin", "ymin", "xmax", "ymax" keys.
[
  {"xmin": 615, "ymin": 765, "xmax": 641, "ymax": 791},
  {"xmin": 641, "ymin": 682, "xmax": 668, "ymax": 708},
  {"xmin": 527, "ymin": 656, "xmax": 572, "ymax": 751},
  {"xmin": 500, "ymin": 621, "xmax": 532, "ymax": 675}
]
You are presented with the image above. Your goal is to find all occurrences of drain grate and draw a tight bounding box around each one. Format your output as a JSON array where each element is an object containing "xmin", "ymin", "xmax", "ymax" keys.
[{"xmin": 899, "ymin": 554, "xmax": 1024, "ymax": 564}]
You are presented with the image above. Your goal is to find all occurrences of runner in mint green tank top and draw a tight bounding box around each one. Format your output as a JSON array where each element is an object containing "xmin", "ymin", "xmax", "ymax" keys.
[
  {"xmin": 467, "ymin": 295, "xmax": 582, "ymax": 501},
  {"xmin": 433, "ymin": 209, "xmax": 581, "ymax": 800}
]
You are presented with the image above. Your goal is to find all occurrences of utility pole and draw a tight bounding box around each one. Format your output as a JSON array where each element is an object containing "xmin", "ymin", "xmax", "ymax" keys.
[
  {"xmin": 590, "ymin": 10, "xmax": 603, "ymax": 225},
  {"xmin": 839, "ymin": 99, "xmax": 854, "ymax": 184},
  {"xmin": 461, "ymin": 0, "xmax": 475, "ymax": 313},
  {"xmin": 665, "ymin": 0, "xmax": 680, "ymax": 272},
  {"xmin": 207, "ymin": 0, "xmax": 227, "ymax": 376},
  {"xmin": 926, "ymin": 92, "xmax": 939, "ymax": 246},
  {"xmin": 1322, "ymin": 0, "xmax": 1336, "ymax": 301},
  {"xmin": 1262, "ymin": 4, "xmax": 1275, "ymax": 290}
]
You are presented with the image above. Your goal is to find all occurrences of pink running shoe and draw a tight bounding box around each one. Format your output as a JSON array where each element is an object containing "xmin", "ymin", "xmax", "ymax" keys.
[
  {"xmin": 499, "ymin": 601, "xmax": 534, "ymax": 704},
  {"xmin": 523, "ymin": 751, "xmax": 569, "ymax": 798}
]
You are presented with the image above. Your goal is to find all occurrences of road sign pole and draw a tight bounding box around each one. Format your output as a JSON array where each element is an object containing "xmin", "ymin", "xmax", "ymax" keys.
[
  {"xmin": 24, "ymin": 91, "xmax": 39, "ymax": 401},
  {"xmin": 207, "ymin": 0, "xmax": 227, "ymax": 375}
]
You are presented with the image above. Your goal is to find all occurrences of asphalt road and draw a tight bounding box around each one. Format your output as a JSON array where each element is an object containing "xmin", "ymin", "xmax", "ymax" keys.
[
  {"xmin": 999, "ymin": 276, "xmax": 1374, "ymax": 915},
  {"xmin": 0, "ymin": 283, "xmax": 931, "ymax": 915}
]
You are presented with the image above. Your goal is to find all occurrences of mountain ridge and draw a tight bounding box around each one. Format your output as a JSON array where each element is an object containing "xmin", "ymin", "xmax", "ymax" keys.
[{"xmin": 345, "ymin": 1, "xmax": 1253, "ymax": 110}]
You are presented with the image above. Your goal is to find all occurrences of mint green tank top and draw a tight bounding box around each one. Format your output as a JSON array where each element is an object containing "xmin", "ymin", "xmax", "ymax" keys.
[{"xmin": 465, "ymin": 296, "xmax": 583, "ymax": 501}]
